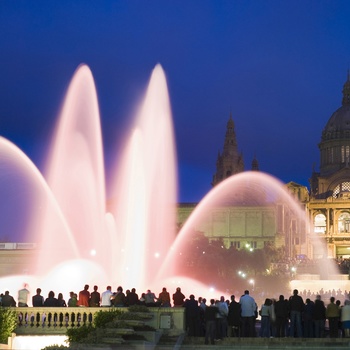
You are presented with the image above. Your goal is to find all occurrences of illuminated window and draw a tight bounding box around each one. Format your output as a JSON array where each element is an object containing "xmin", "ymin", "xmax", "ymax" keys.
[
  {"xmin": 338, "ymin": 212, "xmax": 350, "ymax": 233},
  {"xmin": 314, "ymin": 213, "xmax": 326, "ymax": 234}
]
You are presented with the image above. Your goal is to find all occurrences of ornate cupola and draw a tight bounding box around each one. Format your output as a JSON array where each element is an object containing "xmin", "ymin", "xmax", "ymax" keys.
[
  {"xmin": 212, "ymin": 113, "xmax": 244, "ymax": 186},
  {"xmin": 342, "ymin": 70, "xmax": 350, "ymax": 106},
  {"xmin": 310, "ymin": 72, "xmax": 350, "ymax": 198}
]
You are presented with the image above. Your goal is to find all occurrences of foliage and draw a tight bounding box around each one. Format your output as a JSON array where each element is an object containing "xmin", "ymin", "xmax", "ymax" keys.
[
  {"xmin": 0, "ymin": 307, "xmax": 17, "ymax": 344},
  {"xmin": 42, "ymin": 345, "xmax": 68, "ymax": 350},
  {"xmin": 66, "ymin": 325, "xmax": 97, "ymax": 344},
  {"xmin": 93, "ymin": 309, "xmax": 123, "ymax": 328}
]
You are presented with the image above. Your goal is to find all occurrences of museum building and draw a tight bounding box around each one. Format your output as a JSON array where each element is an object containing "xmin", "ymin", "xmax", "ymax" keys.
[{"xmin": 178, "ymin": 73, "xmax": 350, "ymax": 261}]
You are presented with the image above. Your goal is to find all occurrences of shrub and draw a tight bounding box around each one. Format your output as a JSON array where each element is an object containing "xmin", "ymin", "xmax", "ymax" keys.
[
  {"xmin": 93, "ymin": 309, "xmax": 123, "ymax": 328},
  {"xmin": 66, "ymin": 325, "xmax": 97, "ymax": 344},
  {"xmin": 0, "ymin": 307, "xmax": 17, "ymax": 344}
]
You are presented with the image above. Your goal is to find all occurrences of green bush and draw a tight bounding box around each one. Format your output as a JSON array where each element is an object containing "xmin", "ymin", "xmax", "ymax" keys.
[
  {"xmin": 66, "ymin": 325, "xmax": 97, "ymax": 344},
  {"xmin": 93, "ymin": 309, "xmax": 123, "ymax": 328},
  {"xmin": 0, "ymin": 307, "xmax": 17, "ymax": 344},
  {"xmin": 42, "ymin": 345, "xmax": 68, "ymax": 350}
]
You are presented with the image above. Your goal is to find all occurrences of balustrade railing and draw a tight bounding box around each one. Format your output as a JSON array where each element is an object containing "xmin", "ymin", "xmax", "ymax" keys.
[{"xmin": 13, "ymin": 306, "xmax": 185, "ymax": 335}]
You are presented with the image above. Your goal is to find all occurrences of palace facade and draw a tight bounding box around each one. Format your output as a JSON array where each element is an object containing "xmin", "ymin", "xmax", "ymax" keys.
[{"xmin": 178, "ymin": 74, "xmax": 350, "ymax": 261}]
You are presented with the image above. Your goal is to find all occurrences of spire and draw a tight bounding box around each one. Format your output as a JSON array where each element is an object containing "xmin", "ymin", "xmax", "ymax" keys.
[
  {"xmin": 212, "ymin": 113, "xmax": 244, "ymax": 186},
  {"xmin": 342, "ymin": 70, "xmax": 350, "ymax": 106},
  {"xmin": 251, "ymin": 155, "xmax": 259, "ymax": 171}
]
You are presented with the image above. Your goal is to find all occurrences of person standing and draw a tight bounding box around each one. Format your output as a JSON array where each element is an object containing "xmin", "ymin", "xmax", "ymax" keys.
[
  {"xmin": 18, "ymin": 283, "xmax": 30, "ymax": 307},
  {"xmin": 78, "ymin": 285, "xmax": 90, "ymax": 307},
  {"xmin": 2, "ymin": 291, "xmax": 16, "ymax": 307},
  {"xmin": 144, "ymin": 289, "xmax": 158, "ymax": 307},
  {"xmin": 303, "ymin": 298, "xmax": 314, "ymax": 337},
  {"xmin": 173, "ymin": 287, "xmax": 185, "ymax": 307},
  {"xmin": 89, "ymin": 285, "xmax": 100, "ymax": 307},
  {"xmin": 183, "ymin": 294, "xmax": 200, "ymax": 336},
  {"xmin": 239, "ymin": 290, "xmax": 256, "ymax": 337},
  {"xmin": 57, "ymin": 293, "xmax": 67, "ymax": 307},
  {"xmin": 259, "ymin": 298, "xmax": 272, "ymax": 338},
  {"xmin": 101, "ymin": 286, "xmax": 113, "ymax": 307},
  {"xmin": 111, "ymin": 286, "xmax": 126, "ymax": 307},
  {"xmin": 68, "ymin": 292, "xmax": 78, "ymax": 307},
  {"xmin": 288, "ymin": 289, "xmax": 304, "ymax": 337},
  {"xmin": 216, "ymin": 296, "xmax": 229, "ymax": 339},
  {"xmin": 44, "ymin": 291, "xmax": 59, "ymax": 307},
  {"xmin": 228, "ymin": 295, "xmax": 241, "ymax": 337},
  {"xmin": 274, "ymin": 295, "xmax": 289, "ymax": 337},
  {"xmin": 126, "ymin": 288, "xmax": 139, "ymax": 306},
  {"xmin": 313, "ymin": 294, "xmax": 326, "ymax": 338},
  {"xmin": 326, "ymin": 296, "xmax": 340, "ymax": 338},
  {"xmin": 341, "ymin": 299, "xmax": 350, "ymax": 338},
  {"xmin": 158, "ymin": 287, "xmax": 171, "ymax": 307},
  {"xmin": 204, "ymin": 299, "xmax": 218, "ymax": 345},
  {"xmin": 32, "ymin": 288, "xmax": 44, "ymax": 307}
]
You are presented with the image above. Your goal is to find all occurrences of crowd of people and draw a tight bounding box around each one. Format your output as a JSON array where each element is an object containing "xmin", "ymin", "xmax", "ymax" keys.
[{"xmin": 2, "ymin": 284, "xmax": 350, "ymax": 344}]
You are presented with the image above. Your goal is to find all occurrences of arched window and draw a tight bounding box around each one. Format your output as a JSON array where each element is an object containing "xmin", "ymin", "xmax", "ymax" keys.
[
  {"xmin": 338, "ymin": 212, "xmax": 350, "ymax": 233},
  {"xmin": 314, "ymin": 213, "xmax": 326, "ymax": 234}
]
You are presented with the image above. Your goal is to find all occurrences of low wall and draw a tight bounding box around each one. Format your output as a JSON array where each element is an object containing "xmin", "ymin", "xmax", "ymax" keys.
[{"xmin": 13, "ymin": 306, "xmax": 185, "ymax": 335}]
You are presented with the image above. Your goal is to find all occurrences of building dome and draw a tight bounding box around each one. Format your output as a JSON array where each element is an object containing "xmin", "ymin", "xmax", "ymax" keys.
[
  {"xmin": 322, "ymin": 105, "xmax": 350, "ymax": 141},
  {"xmin": 322, "ymin": 73, "xmax": 350, "ymax": 141},
  {"xmin": 318, "ymin": 73, "xmax": 350, "ymax": 178}
]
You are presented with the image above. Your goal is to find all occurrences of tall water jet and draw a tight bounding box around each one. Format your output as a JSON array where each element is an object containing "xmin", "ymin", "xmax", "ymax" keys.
[
  {"xmin": 110, "ymin": 64, "xmax": 178, "ymax": 290},
  {"xmin": 29, "ymin": 64, "xmax": 111, "ymax": 290}
]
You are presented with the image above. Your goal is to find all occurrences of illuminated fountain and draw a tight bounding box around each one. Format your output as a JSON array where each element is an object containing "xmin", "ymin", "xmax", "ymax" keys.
[{"xmin": 0, "ymin": 63, "xmax": 342, "ymax": 303}]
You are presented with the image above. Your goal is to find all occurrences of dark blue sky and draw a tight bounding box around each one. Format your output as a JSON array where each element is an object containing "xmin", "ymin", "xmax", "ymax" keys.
[{"xmin": 1, "ymin": 1, "xmax": 350, "ymax": 202}]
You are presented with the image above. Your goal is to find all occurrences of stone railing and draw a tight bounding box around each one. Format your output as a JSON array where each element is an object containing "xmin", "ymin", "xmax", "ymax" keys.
[{"xmin": 13, "ymin": 306, "xmax": 185, "ymax": 335}]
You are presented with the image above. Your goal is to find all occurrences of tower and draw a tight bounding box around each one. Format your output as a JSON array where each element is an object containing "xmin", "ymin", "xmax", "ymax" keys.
[{"xmin": 212, "ymin": 114, "xmax": 244, "ymax": 186}]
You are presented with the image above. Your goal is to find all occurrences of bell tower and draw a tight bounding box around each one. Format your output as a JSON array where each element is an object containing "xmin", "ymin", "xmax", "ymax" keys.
[{"xmin": 212, "ymin": 113, "xmax": 244, "ymax": 186}]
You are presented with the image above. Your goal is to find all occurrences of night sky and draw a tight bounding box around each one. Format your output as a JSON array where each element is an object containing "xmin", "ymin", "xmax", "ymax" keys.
[{"xmin": 1, "ymin": 1, "xmax": 350, "ymax": 202}]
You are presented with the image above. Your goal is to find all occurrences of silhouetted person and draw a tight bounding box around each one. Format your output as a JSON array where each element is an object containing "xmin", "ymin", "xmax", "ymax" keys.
[
  {"xmin": 57, "ymin": 293, "xmax": 67, "ymax": 307},
  {"xmin": 204, "ymin": 299, "xmax": 218, "ymax": 345},
  {"xmin": 44, "ymin": 291, "xmax": 59, "ymax": 307},
  {"xmin": 32, "ymin": 288, "xmax": 44, "ymax": 307},
  {"xmin": 127, "ymin": 288, "xmax": 139, "ymax": 306},
  {"xmin": 158, "ymin": 287, "xmax": 171, "ymax": 307},
  {"xmin": 173, "ymin": 287, "xmax": 185, "ymax": 307},
  {"xmin": 183, "ymin": 294, "xmax": 200, "ymax": 336},
  {"xmin": 274, "ymin": 295, "xmax": 289, "ymax": 337},
  {"xmin": 228, "ymin": 295, "xmax": 241, "ymax": 337},
  {"xmin": 239, "ymin": 290, "xmax": 256, "ymax": 337},
  {"xmin": 111, "ymin": 286, "xmax": 126, "ymax": 306},
  {"xmin": 313, "ymin": 294, "xmax": 326, "ymax": 338},
  {"xmin": 78, "ymin": 284, "xmax": 90, "ymax": 307},
  {"xmin": 2, "ymin": 291, "xmax": 16, "ymax": 307},
  {"xmin": 89, "ymin": 285, "xmax": 100, "ymax": 307},
  {"xmin": 289, "ymin": 289, "xmax": 304, "ymax": 337},
  {"xmin": 326, "ymin": 296, "xmax": 340, "ymax": 338}
]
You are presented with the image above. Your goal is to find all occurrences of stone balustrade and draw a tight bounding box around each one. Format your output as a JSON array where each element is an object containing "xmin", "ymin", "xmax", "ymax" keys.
[{"xmin": 13, "ymin": 307, "xmax": 185, "ymax": 335}]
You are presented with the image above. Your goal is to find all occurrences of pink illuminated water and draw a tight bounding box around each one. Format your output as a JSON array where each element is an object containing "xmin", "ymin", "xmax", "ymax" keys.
[{"xmin": 0, "ymin": 64, "xmax": 342, "ymax": 304}]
